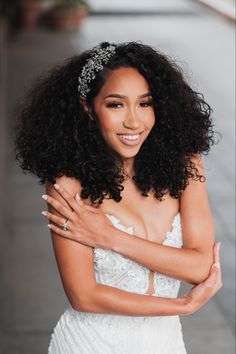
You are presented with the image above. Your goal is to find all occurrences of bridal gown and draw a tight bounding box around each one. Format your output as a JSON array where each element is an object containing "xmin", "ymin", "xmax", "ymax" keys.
[{"xmin": 48, "ymin": 212, "xmax": 187, "ymax": 354}]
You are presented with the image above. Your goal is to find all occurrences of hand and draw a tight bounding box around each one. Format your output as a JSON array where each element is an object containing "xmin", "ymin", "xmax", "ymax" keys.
[
  {"xmin": 183, "ymin": 242, "xmax": 222, "ymax": 314},
  {"xmin": 41, "ymin": 183, "xmax": 113, "ymax": 248}
]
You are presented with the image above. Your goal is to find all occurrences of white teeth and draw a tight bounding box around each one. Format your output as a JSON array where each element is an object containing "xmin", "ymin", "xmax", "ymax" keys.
[{"xmin": 118, "ymin": 134, "xmax": 140, "ymax": 140}]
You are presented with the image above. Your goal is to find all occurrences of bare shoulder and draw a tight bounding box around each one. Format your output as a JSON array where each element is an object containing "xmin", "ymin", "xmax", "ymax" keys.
[
  {"xmin": 45, "ymin": 176, "xmax": 93, "ymax": 206},
  {"xmin": 46, "ymin": 176, "xmax": 82, "ymax": 196},
  {"xmin": 180, "ymin": 153, "xmax": 208, "ymax": 214},
  {"xmin": 191, "ymin": 153, "xmax": 202, "ymax": 164},
  {"xmin": 45, "ymin": 176, "xmax": 97, "ymax": 309},
  {"xmin": 180, "ymin": 153, "xmax": 214, "ymax": 254},
  {"xmin": 190, "ymin": 153, "xmax": 204, "ymax": 171}
]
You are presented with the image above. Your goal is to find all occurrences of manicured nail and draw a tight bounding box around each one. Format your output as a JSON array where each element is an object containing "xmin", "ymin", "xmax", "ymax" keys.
[
  {"xmin": 54, "ymin": 183, "xmax": 59, "ymax": 190},
  {"xmin": 213, "ymin": 262, "xmax": 220, "ymax": 268},
  {"xmin": 42, "ymin": 211, "xmax": 47, "ymax": 216},
  {"xmin": 75, "ymin": 194, "xmax": 81, "ymax": 201},
  {"xmin": 42, "ymin": 194, "xmax": 48, "ymax": 200}
]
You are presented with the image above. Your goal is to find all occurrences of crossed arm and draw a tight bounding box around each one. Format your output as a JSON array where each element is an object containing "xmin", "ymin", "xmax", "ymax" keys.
[
  {"xmin": 46, "ymin": 156, "xmax": 214, "ymax": 283},
  {"xmin": 99, "ymin": 156, "xmax": 215, "ymax": 284},
  {"xmin": 43, "ymin": 156, "xmax": 216, "ymax": 315},
  {"xmin": 103, "ymin": 192, "xmax": 214, "ymax": 286}
]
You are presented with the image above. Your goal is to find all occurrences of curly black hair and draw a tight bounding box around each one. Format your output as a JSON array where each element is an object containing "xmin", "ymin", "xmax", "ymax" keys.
[{"xmin": 14, "ymin": 41, "xmax": 217, "ymax": 205}]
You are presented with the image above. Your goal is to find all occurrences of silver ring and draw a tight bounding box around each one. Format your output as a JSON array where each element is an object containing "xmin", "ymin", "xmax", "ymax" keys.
[{"xmin": 62, "ymin": 219, "xmax": 69, "ymax": 231}]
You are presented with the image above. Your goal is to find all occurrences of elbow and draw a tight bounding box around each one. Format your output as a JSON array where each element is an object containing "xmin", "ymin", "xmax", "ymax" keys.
[
  {"xmin": 190, "ymin": 269, "xmax": 210, "ymax": 285},
  {"xmin": 189, "ymin": 249, "xmax": 213, "ymax": 285},
  {"xmin": 70, "ymin": 288, "xmax": 97, "ymax": 312},
  {"xmin": 70, "ymin": 295, "xmax": 92, "ymax": 312},
  {"xmin": 190, "ymin": 257, "xmax": 213, "ymax": 285},
  {"xmin": 71, "ymin": 299, "xmax": 88, "ymax": 312}
]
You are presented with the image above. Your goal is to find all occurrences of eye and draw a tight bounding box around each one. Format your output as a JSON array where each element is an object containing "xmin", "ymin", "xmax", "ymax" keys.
[
  {"xmin": 140, "ymin": 101, "xmax": 153, "ymax": 108},
  {"xmin": 106, "ymin": 102, "xmax": 123, "ymax": 108}
]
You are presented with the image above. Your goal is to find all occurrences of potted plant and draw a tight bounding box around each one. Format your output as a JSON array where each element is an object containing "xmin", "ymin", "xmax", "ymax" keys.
[
  {"xmin": 19, "ymin": 0, "xmax": 43, "ymax": 29},
  {"xmin": 48, "ymin": 0, "xmax": 89, "ymax": 30}
]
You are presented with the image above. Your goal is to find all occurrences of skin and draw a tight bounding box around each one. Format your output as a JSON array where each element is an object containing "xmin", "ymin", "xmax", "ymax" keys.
[{"xmin": 42, "ymin": 67, "xmax": 222, "ymax": 315}]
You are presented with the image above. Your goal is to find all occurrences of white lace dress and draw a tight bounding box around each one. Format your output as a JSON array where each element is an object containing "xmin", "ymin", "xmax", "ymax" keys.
[{"xmin": 48, "ymin": 212, "xmax": 187, "ymax": 354}]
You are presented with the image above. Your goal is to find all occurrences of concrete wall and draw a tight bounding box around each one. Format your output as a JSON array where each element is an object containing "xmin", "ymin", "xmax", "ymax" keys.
[{"xmin": 0, "ymin": 15, "xmax": 8, "ymax": 352}]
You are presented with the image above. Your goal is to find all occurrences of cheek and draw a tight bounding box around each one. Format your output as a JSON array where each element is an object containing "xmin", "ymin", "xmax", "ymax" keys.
[
  {"xmin": 97, "ymin": 111, "xmax": 122, "ymax": 134},
  {"xmin": 147, "ymin": 111, "xmax": 155, "ymax": 129}
]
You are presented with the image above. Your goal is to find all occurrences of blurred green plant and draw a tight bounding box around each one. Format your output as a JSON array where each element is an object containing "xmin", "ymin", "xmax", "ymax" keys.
[{"xmin": 53, "ymin": 0, "xmax": 88, "ymax": 9}]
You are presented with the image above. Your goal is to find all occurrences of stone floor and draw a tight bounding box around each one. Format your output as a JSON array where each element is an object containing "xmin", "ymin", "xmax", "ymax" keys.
[{"xmin": 0, "ymin": 0, "xmax": 235, "ymax": 353}]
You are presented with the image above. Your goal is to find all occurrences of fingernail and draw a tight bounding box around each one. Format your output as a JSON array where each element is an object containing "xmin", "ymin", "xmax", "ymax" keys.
[
  {"xmin": 42, "ymin": 194, "xmax": 48, "ymax": 200},
  {"xmin": 213, "ymin": 262, "xmax": 220, "ymax": 268},
  {"xmin": 42, "ymin": 211, "xmax": 47, "ymax": 216},
  {"xmin": 54, "ymin": 183, "xmax": 59, "ymax": 190},
  {"xmin": 47, "ymin": 224, "xmax": 52, "ymax": 229},
  {"xmin": 75, "ymin": 194, "xmax": 81, "ymax": 201}
]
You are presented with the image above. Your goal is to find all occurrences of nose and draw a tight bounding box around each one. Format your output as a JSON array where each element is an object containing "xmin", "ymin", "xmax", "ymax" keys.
[{"xmin": 123, "ymin": 109, "xmax": 141, "ymax": 130}]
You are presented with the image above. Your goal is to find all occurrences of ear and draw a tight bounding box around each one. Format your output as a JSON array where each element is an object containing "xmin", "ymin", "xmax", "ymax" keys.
[
  {"xmin": 79, "ymin": 96, "xmax": 90, "ymax": 113},
  {"xmin": 79, "ymin": 95, "xmax": 95, "ymax": 120}
]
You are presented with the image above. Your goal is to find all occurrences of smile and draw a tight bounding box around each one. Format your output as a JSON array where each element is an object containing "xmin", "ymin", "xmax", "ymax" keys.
[{"xmin": 116, "ymin": 131, "xmax": 144, "ymax": 146}]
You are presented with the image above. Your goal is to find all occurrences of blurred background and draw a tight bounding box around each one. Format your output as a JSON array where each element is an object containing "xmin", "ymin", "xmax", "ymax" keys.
[{"xmin": 0, "ymin": 0, "xmax": 235, "ymax": 353}]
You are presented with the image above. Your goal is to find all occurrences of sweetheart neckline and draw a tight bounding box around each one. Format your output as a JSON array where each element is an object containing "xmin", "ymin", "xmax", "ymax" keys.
[{"xmin": 105, "ymin": 212, "xmax": 180, "ymax": 245}]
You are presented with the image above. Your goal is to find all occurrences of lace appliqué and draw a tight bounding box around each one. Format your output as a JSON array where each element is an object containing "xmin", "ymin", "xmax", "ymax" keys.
[
  {"xmin": 94, "ymin": 214, "xmax": 150, "ymax": 295},
  {"xmin": 153, "ymin": 213, "xmax": 183, "ymax": 298},
  {"xmin": 48, "ymin": 213, "xmax": 187, "ymax": 354},
  {"xmin": 93, "ymin": 213, "xmax": 183, "ymax": 299}
]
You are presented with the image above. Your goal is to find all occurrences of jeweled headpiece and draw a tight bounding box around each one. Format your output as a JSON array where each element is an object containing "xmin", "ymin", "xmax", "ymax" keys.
[{"xmin": 78, "ymin": 44, "xmax": 116, "ymax": 97}]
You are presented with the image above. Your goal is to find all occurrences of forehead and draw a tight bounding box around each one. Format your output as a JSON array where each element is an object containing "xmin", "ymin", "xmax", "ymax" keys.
[{"xmin": 100, "ymin": 67, "xmax": 150, "ymax": 95}]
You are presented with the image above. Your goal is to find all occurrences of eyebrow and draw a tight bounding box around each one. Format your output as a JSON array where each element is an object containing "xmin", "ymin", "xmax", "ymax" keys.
[{"xmin": 104, "ymin": 92, "xmax": 152, "ymax": 99}]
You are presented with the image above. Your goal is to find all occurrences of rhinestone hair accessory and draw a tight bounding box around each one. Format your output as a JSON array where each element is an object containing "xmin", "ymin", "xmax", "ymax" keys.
[{"xmin": 78, "ymin": 44, "xmax": 116, "ymax": 97}]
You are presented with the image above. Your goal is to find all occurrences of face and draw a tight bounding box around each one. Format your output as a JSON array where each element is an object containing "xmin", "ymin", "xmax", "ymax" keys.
[{"xmin": 85, "ymin": 67, "xmax": 155, "ymax": 162}]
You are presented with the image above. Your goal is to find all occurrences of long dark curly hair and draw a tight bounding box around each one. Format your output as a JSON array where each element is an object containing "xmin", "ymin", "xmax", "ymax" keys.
[{"xmin": 14, "ymin": 41, "xmax": 217, "ymax": 205}]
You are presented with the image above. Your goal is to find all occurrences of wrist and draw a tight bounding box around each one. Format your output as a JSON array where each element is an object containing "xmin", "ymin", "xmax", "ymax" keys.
[
  {"xmin": 99, "ymin": 224, "xmax": 118, "ymax": 250},
  {"xmin": 169, "ymin": 297, "xmax": 191, "ymax": 316},
  {"xmin": 181, "ymin": 295, "xmax": 194, "ymax": 315}
]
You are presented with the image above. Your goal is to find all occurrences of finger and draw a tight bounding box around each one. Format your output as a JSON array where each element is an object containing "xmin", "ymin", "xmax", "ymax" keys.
[
  {"xmin": 212, "ymin": 261, "xmax": 222, "ymax": 290},
  {"xmin": 213, "ymin": 244, "xmax": 222, "ymax": 282},
  {"xmin": 204, "ymin": 265, "xmax": 219, "ymax": 289},
  {"xmin": 75, "ymin": 194, "xmax": 100, "ymax": 213},
  {"xmin": 215, "ymin": 244, "xmax": 222, "ymax": 278},
  {"xmin": 213, "ymin": 242, "xmax": 218, "ymax": 258},
  {"xmin": 215, "ymin": 242, "xmax": 221, "ymax": 263},
  {"xmin": 42, "ymin": 194, "xmax": 74, "ymax": 220},
  {"xmin": 213, "ymin": 242, "xmax": 217, "ymax": 258},
  {"xmin": 83, "ymin": 204, "xmax": 100, "ymax": 214},
  {"xmin": 53, "ymin": 184, "xmax": 81, "ymax": 213},
  {"xmin": 42, "ymin": 210, "xmax": 72, "ymax": 230},
  {"xmin": 74, "ymin": 193, "xmax": 85, "ymax": 206},
  {"xmin": 47, "ymin": 223, "xmax": 72, "ymax": 239}
]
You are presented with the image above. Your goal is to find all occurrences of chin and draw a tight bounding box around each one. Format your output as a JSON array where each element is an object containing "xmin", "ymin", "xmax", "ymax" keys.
[
  {"xmin": 107, "ymin": 136, "xmax": 145, "ymax": 159},
  {"xmin": 117, "ymin": 146, "xmax": 141, "ymax": 159}
]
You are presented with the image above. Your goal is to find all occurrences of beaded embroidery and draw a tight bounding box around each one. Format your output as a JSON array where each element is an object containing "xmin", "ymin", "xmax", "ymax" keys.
[
  {"xmin": 93, "ymin": 213, "xmax": 182, "ymax": 298},
  {"xmin": 78, "ymin": 44, "xmax": 116, "ymax": 97}
]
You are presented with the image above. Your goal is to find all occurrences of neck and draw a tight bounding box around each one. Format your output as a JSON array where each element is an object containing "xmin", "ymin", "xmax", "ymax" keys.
[{"xmin": 122, "ymin": 157, "xmax": 135, "ymax": 178}]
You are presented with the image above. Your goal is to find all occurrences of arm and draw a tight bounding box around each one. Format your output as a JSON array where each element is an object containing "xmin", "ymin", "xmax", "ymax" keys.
[
  {"xmin": 45, "ymin": 176, "xmax": 188, "ymax": 316},
  {"xmin": 102, "ymin": 155, "xmax": 215, "ymax": 285},
  {"xmin": 81, "ymin": 284, "xmax": 187, "ymax": 316},
  {"xmin": 84, "ymin": 247, "xmax": 222, "ymax": 316}
]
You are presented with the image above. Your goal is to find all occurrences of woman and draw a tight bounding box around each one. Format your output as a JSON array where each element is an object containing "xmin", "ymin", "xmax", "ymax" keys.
[{"xmin": 15, "ymin": 41, "xmax": 222, "ymax": 354}]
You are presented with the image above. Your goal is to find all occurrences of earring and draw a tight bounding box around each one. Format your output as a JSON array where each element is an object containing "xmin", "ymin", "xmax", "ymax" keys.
[
  {"xmin": 84, "ymin": 107, "xmax": 95, "ymax": 121},
  {"xmin": 88, "ymin": 113, "xmax": 94, "ymax": 121}
]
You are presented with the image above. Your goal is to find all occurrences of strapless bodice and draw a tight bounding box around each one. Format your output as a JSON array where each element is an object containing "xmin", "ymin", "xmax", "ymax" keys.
[
  {"xmin": 48, "ymin": 212, "xmax": 187, "ymax": 354},
  {"xmin": 93, "ymin": 212, "xmax": 183, "ymax": 298}
]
